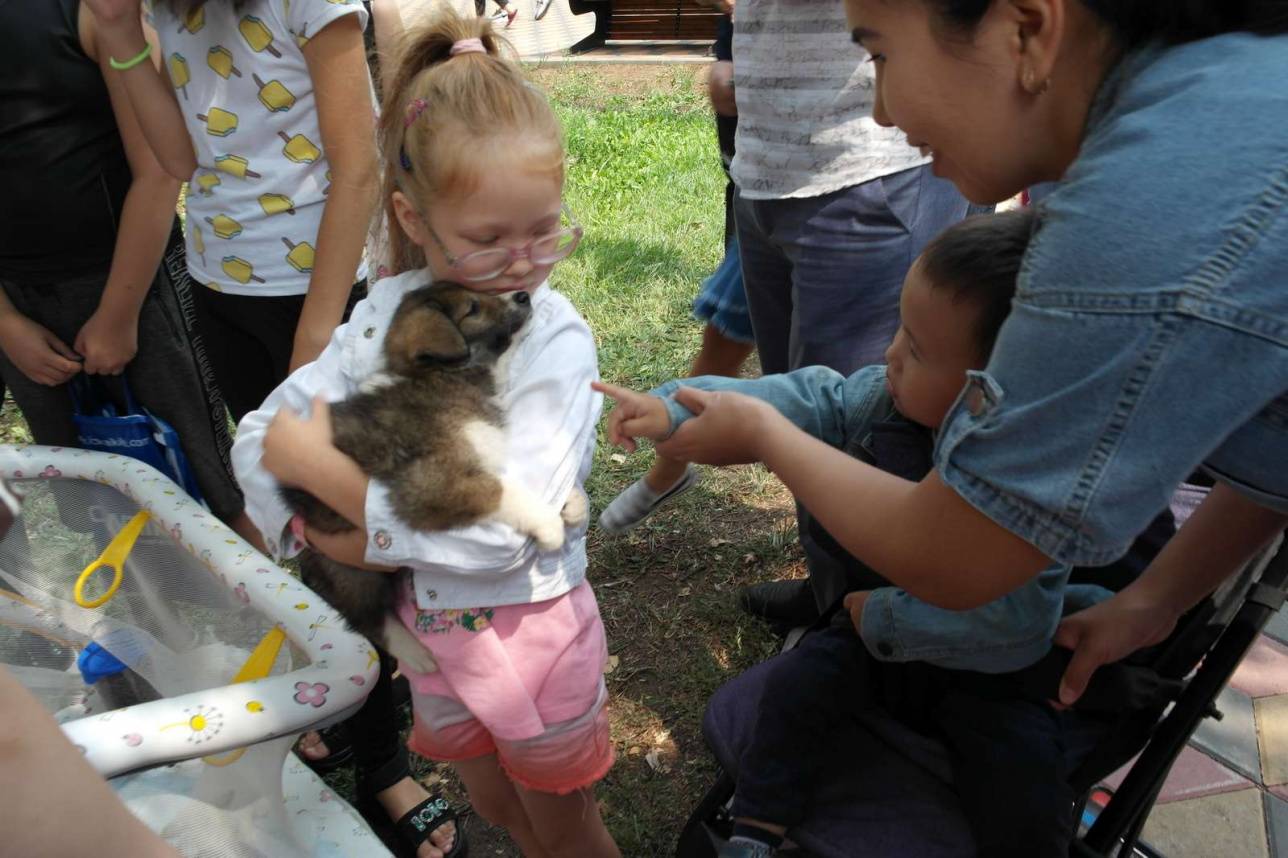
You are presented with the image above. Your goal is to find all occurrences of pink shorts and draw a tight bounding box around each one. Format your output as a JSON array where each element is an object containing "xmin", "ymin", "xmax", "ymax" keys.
[{"xmin": 395, "ymin": 581, "xmax": 614, "ymax": 795}]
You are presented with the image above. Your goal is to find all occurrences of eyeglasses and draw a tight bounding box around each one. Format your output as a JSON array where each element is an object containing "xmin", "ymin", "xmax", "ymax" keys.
[{"xmin": 426, "ymin": 205, "xmax": 583, "ymax": 282}]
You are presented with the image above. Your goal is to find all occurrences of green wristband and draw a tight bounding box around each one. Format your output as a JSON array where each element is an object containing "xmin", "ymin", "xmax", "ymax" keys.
[{"xmin": 108, "ymin": 44, "xmax": 152, "ymax": 71}]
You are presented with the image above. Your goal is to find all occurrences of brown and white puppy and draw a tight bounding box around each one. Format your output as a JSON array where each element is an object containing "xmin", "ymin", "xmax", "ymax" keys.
[{"xmin": 282, "ymin": 281, "xmax": 585, "ymax": 671}]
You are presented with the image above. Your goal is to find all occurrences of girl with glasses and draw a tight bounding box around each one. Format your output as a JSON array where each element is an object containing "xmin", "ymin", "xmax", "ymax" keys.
[{"xmin": 233, "ymin": 9, "xmax": 619, "ymax": 858}]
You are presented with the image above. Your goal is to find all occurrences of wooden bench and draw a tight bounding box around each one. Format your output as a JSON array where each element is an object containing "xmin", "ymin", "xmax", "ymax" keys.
[{"xmin": 569, "ymin": 0, "xmax": 721, "ymax": 52}]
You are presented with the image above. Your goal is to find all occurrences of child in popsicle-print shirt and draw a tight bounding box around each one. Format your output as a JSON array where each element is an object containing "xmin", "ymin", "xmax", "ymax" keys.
[{"xmin": 90, "ymin": 0, "xmax": 380, "ymax": 420}]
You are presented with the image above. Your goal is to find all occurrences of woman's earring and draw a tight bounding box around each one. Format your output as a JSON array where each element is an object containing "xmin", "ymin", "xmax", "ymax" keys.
[{"xmin": 1023, "ymin": 67, "xmax": 1052, "ymax": 95}]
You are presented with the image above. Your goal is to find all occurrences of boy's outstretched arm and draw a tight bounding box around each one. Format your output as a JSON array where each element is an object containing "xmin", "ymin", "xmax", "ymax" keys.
[
  {"xmin": 656, "ymin": 385, "xmax": 1052, "ymax": 610},
  {"xmin": 595, "ymin": 364, "xmax": 881, "ymax": 454}
]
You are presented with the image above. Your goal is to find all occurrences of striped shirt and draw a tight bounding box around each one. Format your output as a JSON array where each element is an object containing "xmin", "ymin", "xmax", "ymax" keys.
[{"xmin": 731, "ymin": 0, "xmax": 928, "ymax": 200}]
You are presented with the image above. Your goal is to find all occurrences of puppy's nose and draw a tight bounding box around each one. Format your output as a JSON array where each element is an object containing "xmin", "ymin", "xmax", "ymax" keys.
[{"xmin": 512, "ymin": 291, "xmax": 530, "ymax": 305}]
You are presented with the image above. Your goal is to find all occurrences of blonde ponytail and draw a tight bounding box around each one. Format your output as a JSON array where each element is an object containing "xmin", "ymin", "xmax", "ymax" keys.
[{"xmin": 376, "ymin": 7, "xmax": 564, "ymax": 275}]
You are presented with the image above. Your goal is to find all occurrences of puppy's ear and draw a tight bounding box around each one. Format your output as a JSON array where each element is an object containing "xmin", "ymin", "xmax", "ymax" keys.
[{"xmin": 386, "ymin": 301, "xmax": 469, "ymax": 369}]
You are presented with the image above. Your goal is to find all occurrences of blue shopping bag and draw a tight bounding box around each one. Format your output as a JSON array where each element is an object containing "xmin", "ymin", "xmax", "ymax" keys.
[{"xmin": 69, "ymin": 375, "xmax": 206, "ymax": 506}]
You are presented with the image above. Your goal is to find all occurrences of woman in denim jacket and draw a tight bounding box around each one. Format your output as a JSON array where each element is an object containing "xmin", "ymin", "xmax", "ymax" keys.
[{"xmin": 641, "ymin": 0, "xmax": 1288, "ymax": 706}]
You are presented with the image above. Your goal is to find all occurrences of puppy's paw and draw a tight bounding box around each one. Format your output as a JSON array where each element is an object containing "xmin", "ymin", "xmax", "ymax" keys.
[
  {"xmin": 531, "ymin": 510, "xmax": 566, "ymax": 552},
  {"xmin": 560, "ymin": 488, "xmax": 589, "ymax": 529},
  {"xmin": 382, "ymin": 615, "xmax": 438, "ymax": 675}
]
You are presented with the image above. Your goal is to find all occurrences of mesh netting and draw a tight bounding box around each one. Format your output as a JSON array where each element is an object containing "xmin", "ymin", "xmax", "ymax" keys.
[
  {"xmin": 0, "ymin": 474, "xmax": 320, "ymax": 858},
  {"xmin": 0, "ymin": 476, "xmax": 294, "ymax": 719}
]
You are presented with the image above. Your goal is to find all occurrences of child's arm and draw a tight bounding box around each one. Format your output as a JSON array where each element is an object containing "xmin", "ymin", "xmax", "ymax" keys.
[
  {"xmin": 361, "ymin": 306, "xmax": 601, "ymax": 572},
  {"xmin": 368, "ymin": 0, "xmax": 406, "ymax": 95},
  {"xmin": 847, "ymin": 568, "xmax": 1071, "ymax": 673},
  {"xmin": 597, "ymin": 364, "xmax": 889, "ymax": 454},
  {"xmin": 654, "ymin": 385, "xmax": 1051, "ymax": 610},
  {"xmin": 81, "ymin": 0, "xmax": 198, "ymax": 180},
  {"xmin": 291, "ymin": 10, "xmax": 379, "ymax": 371},
  {"xmin": 603, "ymin": 370, "xmax": 1063, "ymax": 672},
  {"xmin": 77, "ymin": 7, "xmax": 182, "ymax": 376}
]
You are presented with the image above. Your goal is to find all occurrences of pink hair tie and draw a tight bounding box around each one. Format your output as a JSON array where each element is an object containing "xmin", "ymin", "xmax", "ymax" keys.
[
  {"xmin": 404, "ymin": 97, "xmax": 428, "ymax": 128},
  {"xmin": 450, "ymin": 37, "xmax": 486, "ymax": 56}
]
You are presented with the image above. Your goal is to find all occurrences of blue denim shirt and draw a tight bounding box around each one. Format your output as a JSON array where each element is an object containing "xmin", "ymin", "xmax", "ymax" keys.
[
  {"xmin": 653, "ymin": 366, "xmax": 1109, "ymax": 672},
  {"xmin": 938, "ymin": 33, "xmax": 1288, "ymax": 567}
]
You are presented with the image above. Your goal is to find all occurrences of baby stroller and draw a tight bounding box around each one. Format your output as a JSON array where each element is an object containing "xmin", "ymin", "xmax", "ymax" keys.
[
  {"xmin": 678, "ymin": 485, "xmax": 1288, "ymax": 857},
  {"xmin": 0, "ymin": 445, "xmax": 389, "ymax": 857}
]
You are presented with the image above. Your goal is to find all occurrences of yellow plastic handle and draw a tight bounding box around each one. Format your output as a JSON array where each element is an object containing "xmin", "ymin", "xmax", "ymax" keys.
[
  {"xmin": 202, "ymin": 625, "xmax": 287, "ymax": 766},
  {"xmin": 231, "ymin": 626, "xmax": 286, "ymax": 684},
  {"xmin": 75, "ymin": 511, "xmax": 151, "ymax": 609}
]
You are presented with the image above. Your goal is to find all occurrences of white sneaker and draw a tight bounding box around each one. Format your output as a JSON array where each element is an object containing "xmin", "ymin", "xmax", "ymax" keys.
[{"xmin": 597, "ymin": 466, "xmax": 699, "ymax": 534}]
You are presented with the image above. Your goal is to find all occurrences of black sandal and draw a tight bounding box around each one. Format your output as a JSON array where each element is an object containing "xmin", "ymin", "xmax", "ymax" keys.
[
  {"xmin": 357, "ymin": 793, "xmax": 469, "ymax": 858},
  {"xmin": 295, "ymin": 723, "xmax": 353, "ymax": 774},
  {"xmin": 395, "ymin": 795, "xmax": 468, "ymax": 858}
]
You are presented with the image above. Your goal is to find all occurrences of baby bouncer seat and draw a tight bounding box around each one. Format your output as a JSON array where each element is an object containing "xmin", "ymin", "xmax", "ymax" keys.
[{"xmin": 0, "ymin": 445, "xmax": 389, "ymax": 857}]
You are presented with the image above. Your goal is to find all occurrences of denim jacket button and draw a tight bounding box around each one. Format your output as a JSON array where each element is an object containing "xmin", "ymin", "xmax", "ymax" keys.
[
  {"xmin": 363, "ymin": 326, "xmax": 377, "ymax": 339},
  {"xmin": 425, "ymin": 589, "xmax": 437, "ymax": 600},
  {"xmin": 876, "ymin": 641, "xmax": 894, "ymax": 657},
  {"xmin": 373, "ymin": 529, "xmax": 392, "ymax": 550}
]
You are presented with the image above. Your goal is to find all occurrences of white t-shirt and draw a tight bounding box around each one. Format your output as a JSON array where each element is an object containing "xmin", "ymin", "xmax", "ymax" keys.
[
  {"xmin": 731, "ymin": 0, "xmax": 928, "ymax": 200},
  {"xmin": 150, "ymin": 0, "xmax": 371, "ymax": 295}
]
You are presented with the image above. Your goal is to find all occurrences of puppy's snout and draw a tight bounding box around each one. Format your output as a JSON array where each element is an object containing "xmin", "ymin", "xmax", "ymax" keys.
[{"xmin": 511, "ymin": 291, "xmax": 530, "ymax": 306}]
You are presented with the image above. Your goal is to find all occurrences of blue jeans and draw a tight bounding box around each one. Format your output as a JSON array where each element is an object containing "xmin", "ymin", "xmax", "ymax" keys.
[
  {"xmin": 734, "ymin": 164, "xmax": 975, "ymax": 376},
  {"xmin": 735, "ymin": 164, "xmax": 976, "ymax": 611}
]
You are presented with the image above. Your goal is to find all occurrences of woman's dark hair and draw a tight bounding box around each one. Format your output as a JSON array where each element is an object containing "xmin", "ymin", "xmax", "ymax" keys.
[
  {"xmin": 918, "ymin": 208, "xmax": 1037, "ymax": 359},
  {"xmin": 925, "ymin": 1, "xmax": 1288, "ymax": 49}
]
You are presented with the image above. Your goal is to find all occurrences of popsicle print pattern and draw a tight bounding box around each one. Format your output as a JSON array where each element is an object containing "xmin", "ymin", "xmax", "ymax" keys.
[
  {"xmin": 205, "ymin": 215, "xmax": 244, "ymax": 239},
  {"xmin": 168, "ymin": 53, "xmax": 190, "ymax": 100},
  {"xmin": 239, "ymin": 15, "xmax": 282, "ymax": 58},
  {"xmin": 207, "ymin": 46, "xmax": 242, "ymax": 78},
  {"xmin": 221, "ymin": 256, "xmax": 266, "ymax": 284},
  {"xmin": 196, "ymin": 107, "xmax": 239, "ymax": 137},
  {"xmin": 281, "ymin": 237, "xmax": 315, "ymax": 272},
  {"xmin": 158, "ymin": 0, "xmax": 369, "ymax": 294},
  {"xmin": 252, "ymin": 74, "xmax": 296, "ymax": 113},
  {"xmin": 277, "ymin": 130, "xmax": 321, "ymax": 164}
]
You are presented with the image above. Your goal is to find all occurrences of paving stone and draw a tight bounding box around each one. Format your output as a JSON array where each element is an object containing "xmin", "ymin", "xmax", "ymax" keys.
[
  {"xmin": 1259, "ymin": 695, "xmax": 1288, "ymax": 785},
  {"xmin": 1231, "ymin": 637, "xmax": 1288, "ymax": 698},
  {"xmin": 1104, "ymin": 746, "xmax": 1250, "ymax": 803},
  {"xmin": 1264, "ymin": 793, "xmax": 1288, "ymax": 858},
  {"xmin": 1143, "ymin": 789, "xmax": 1268, "ymax": 858},
  {"xmin": 1193, "ymin": 685, "xmax": 1262, "ymax": 782},
  {"xmin": 1265, "ymin": 608, "xmax": 1288, "ymax": 646}
]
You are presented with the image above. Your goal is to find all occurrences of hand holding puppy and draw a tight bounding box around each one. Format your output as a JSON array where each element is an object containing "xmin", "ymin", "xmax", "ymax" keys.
[{"xmin": 263, "ymin": 396, "xmax": 337, "ymax": 491}]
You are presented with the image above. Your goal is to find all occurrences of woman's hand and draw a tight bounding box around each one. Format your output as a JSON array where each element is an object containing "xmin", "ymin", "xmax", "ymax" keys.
[
  {"xmin": 654, "ymin": 386, "xmax": 782, "ymax": 466},
  {"xmin": 591, "ymin": 381, "xmax": 671, "ymax": 452},
  {"xmin": 1053, "ymin": 586, "xmax": 1180, "ymax": 706},
  {"xmin": 0, "ymin": 312, "xmax": 82, "ymax": 386},
  {"xmin": 75, "ymin": 305, "xmax": 138, "ymax": 375},
  {"xmin": 262, "ymin": 396, "xmax": 336, "ymax": 490}
]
